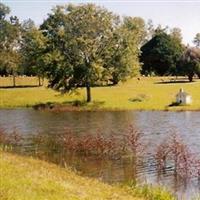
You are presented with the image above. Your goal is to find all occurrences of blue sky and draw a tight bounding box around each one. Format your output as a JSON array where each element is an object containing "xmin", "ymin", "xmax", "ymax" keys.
[{"xmin": 1, "ymin": 0, "xmax": 200, "ymax": 45}]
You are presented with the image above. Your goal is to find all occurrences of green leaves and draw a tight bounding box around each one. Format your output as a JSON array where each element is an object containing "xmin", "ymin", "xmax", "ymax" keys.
[
  {"xmin": 0, "ymin": 3, "xmax": 21, "ymax": 76},
  {"xmin": 20, "ymin": 26, "xmax": 47, "ymax": 76},
  {"xmin": 178, "ymin": 47, "xmax": 200, "ymax": 81},
  {"xmin": 38, "ymin": 4, "xmax": 145, "ymax": 101},
  {"xmin": 40, "ymin": 5, "xmax": 114, "ymax": 88},
  {"xmin": 140, "ymin": 32, "xmax": 184, "ymax": 76},
  {"xmin": 0, "ymin": 3, "xmax": 10, "ymax": 20},
  {"xmin": 193, "ymin": 33, "xmax": 200, "ymax": 47}
]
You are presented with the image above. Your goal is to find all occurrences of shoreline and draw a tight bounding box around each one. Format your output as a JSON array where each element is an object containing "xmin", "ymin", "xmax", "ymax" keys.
[{"xmin": 0, "ymin": 104, "xmax": 200, "ymax": 112}]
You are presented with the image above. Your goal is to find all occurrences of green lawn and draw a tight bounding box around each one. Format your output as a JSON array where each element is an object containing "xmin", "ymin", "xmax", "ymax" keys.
[
  {"xmin": 1, "ymin": 76, "xmax": 200, "ymax": 110},
  {"xmin": 0, "ymin": 152, "xmax": 174, "ymax": 200}
]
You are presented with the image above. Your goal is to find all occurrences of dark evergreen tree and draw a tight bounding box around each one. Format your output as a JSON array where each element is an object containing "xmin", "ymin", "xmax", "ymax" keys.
[{"xmin": 140, "ymin": 32, "xmax": 184, "ymax": 76}]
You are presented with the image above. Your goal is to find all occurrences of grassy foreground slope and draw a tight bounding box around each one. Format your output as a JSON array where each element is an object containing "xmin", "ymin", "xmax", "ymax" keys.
[
  {"xmin": 0, "ymin": 152, "xmax": 175, "ymax": 200},
  {"xmin": 0, "ymin": 152, "xmax": 140, "ymax": 200},
  {"xmin": 1, "ymin": 76, "xmax": 200, "ymax": 110}
]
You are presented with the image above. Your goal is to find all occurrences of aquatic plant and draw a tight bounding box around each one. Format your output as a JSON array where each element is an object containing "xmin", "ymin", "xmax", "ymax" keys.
[
  {"xmin": 155, "ymin": 133, "xmax": 197, "ymax": 180},
  {"xmin": 2, "ymin": 125, "xmax": 200, "ymax": 188},
  {"xmin": 60, "ymin": 125, "xmax": 146, "ymax": 161},
  {"xmin": 0, "ymin": 128, "xmax": 22, "ymax": 151},
  {"xmin": 124, "ymin": 125, "xmax": 145, "ymax": 160},
  {"xmin": 61, "ymin": 131, "xmax": 120, "ymax": 158},
  {"xmin": 155, "ymin": 140, "xmax": 169, "ymax": 173}
]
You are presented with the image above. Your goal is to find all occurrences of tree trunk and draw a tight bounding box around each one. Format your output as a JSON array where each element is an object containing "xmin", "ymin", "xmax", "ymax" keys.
[
  {"xmin": 111, "ymin": 73, "xmax": 119, "ymax": 85},
  {"xmin": 13, "ymin": 74, "xmax": 16, "ymax": 87},
  {"xmin": 112, "ymin": 79, "xmax": 119, "ymax": 85},
  {"xmin": 86, "ymin": 82, "xmax": 91, "ymax": 102},
  {"xmin": 188, "ymin": 74, "xmax": 193, "ymax": 82},
  {"xmin": 38, "ymin": 76, "xmax": 41, "ymax": 86},
  {"xmin": 42, "ymin": 77, "xmax": 44, "ymax": 86}
]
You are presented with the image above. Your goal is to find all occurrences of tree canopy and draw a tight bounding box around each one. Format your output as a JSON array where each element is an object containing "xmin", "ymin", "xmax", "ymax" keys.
[
  {"xmin": 39, "ymin": 4, "xmax": 143, "ymax": 101},
  {"xmin": 20, "ymin": 19, "xmax": 47, "ymax": 84},
  {"xmin": 103, "ymin": 16, "xmax": 146, "ymax": 85},
  {"xmin": 1, "ymin": 2, "xmax": 200, "ymax": 100},
  {"xmin": 193, "ymin": 33, "xmax": 200, "ymax": 47},
  {"xmin": 140, "ymin": 32, "xmax": 184, "ymax": 76},
  {"xmin": 0, "ymin": 3, "xmax": 21, "ymax": 82},
  {"xmin": 178, "ymin": 47, "xmax": 200, "ymax": 82}
]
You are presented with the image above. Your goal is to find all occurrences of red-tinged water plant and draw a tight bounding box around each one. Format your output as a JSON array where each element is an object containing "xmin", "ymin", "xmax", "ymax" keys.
[
  {"xmin": 0, "ymin": 128, "xmax": 22, "ymax": 150},
  {"xmin": 61, "ymin": 134, "xmax": 79, "ymax": 153},
  {"xmin": 0, "ymin": 128, "xmax": 9, "ymax": 144},
  {"xmin": 61, "ymin": 127, "xmax": 126, "ymax": 159},
  {"xmin": 155, "ymin": 140, "xmax": 170, "ymax": 173},
  {"xmin": 94, "ymin": 133, "xmax": 120, "ymax": 158},
  {"xmin": 78, "ymin": 135, "xmax": 94, "ymax": 155},
  {"xmin": 124, "ymin": 125, "xmax": 145, "ymax": 161},
  {"xmin": 91, "ymin": 134, "xmax": 111, "ymax": 157},
  {"xmin": 190, "ymin": 157, "xmax": 200, "ymax": 180},
  {"xmin": 155, "ymin": 133, "xmax": 196, "ymax": 180},
  {"xmin": 168, "ymin": 134, "xmax": 193, "ymax": 178},
  {"xmin": 9, "ymin": 129, "xmax": 23, "ymax": 145}
]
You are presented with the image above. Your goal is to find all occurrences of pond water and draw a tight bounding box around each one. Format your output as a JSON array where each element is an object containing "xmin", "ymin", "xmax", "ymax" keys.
[{"xmin": 1, "ymin": 109, "xmax": 200, "ymax": 199}]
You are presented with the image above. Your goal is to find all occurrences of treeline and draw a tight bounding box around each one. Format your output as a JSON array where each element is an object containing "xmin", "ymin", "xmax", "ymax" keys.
[
  {"xmin": 0, "ymin": 3, "xmax": 200, "ymax": 101},
  {"xmin": 141, "ymin": 31, "xmax": 200, "ymax": 82}
]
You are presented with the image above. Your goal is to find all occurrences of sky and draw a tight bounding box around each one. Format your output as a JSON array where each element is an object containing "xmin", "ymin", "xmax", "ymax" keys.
[{"xmin": 1, "ymin": 0, "xmax": 200, "ymax": 45}]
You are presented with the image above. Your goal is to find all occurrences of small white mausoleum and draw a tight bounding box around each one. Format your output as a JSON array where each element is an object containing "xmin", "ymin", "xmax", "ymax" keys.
[{"xmin": 176, "ymin": 88, "xmax": 192, "ymax": 105}]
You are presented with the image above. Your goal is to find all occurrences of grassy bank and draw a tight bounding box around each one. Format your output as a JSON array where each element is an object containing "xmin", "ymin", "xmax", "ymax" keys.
[
  {"xmin": 1, "ymin": 76, "xmax": 200, "ymax": 110},
  {"xmin": 0, "ymin": 152, "xmax": 174, "ymax": 200}
]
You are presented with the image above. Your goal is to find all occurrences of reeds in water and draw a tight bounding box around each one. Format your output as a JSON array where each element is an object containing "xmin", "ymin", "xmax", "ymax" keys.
[
  {"xmin": 155, "ymin": 133, "xmax": 197, "ymax": 180},
  {"xmin": 0, "ymin": 128, "xmax": 22, "ymax": 151}
]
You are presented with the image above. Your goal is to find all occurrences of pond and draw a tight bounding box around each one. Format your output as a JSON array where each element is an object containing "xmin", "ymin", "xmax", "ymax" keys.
[{"xmin": 1, "ymin": 109, "xmax": 200, "ymax": 199}]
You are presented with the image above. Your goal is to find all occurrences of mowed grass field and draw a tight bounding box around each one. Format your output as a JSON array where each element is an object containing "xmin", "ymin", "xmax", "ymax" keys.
[{"xmin": 1, "ymin": 76, "xmax": 200, "ymax": 110}]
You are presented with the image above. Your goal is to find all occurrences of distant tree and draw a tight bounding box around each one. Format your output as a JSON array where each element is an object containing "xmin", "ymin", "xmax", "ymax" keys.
[
  {"xmin": 170, "ymin": 27, "xmax": 182, "ymax": 43},
  {"xmin": 0, "ymin": 3, "xmax": 10, "ymax": 20},
  {"xmin": 0, "ymin": 3, "xmax": 21, "ymax": 86},
  {"xmin": 0, "ymin": 3, "xmax": 12, "ymax": 75},
  {"xmin": 146, "ymin": 19, "xmax": 155, "ymax": 41},
  {"xmin": 125, "ymin": 17, "xmax": 147, "ymax": 47},
  {"xmin": 140, "ymin": 32, "xmax": 184, "ymax": 76},
  {"xmin": 178, "ymin": 47, "xmax": 200, "ymax": 82},
  {"xmin": 20, "ymin": 20, "xmax": 47, "ymax": 86},
  {"xmin": 145, "ymin": 21, "xmax": 169, "ymax": 42},
  {"xmin": 105, "ymin": 16, "xmax": 145, "ymax": 85},
  {"xmin": 21, "ymin": 18, "xmax": 35, "ymax": 31},
  {"xmin": 40, "ymin": 4, "xmax": 138, "ymax": 102},
  {"xmin": 193, "ymin": 33, "xmax": 200, "ymax": 47}
]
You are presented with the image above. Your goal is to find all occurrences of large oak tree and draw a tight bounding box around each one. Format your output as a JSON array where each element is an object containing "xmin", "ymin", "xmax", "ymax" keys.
[
  {"xmin": 40, "ymin": 4, "xmax": 119, "ymax": 102},
  {"xmin": 40, "ymin": 4, "xmax": 142, "ymax": 102}
]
